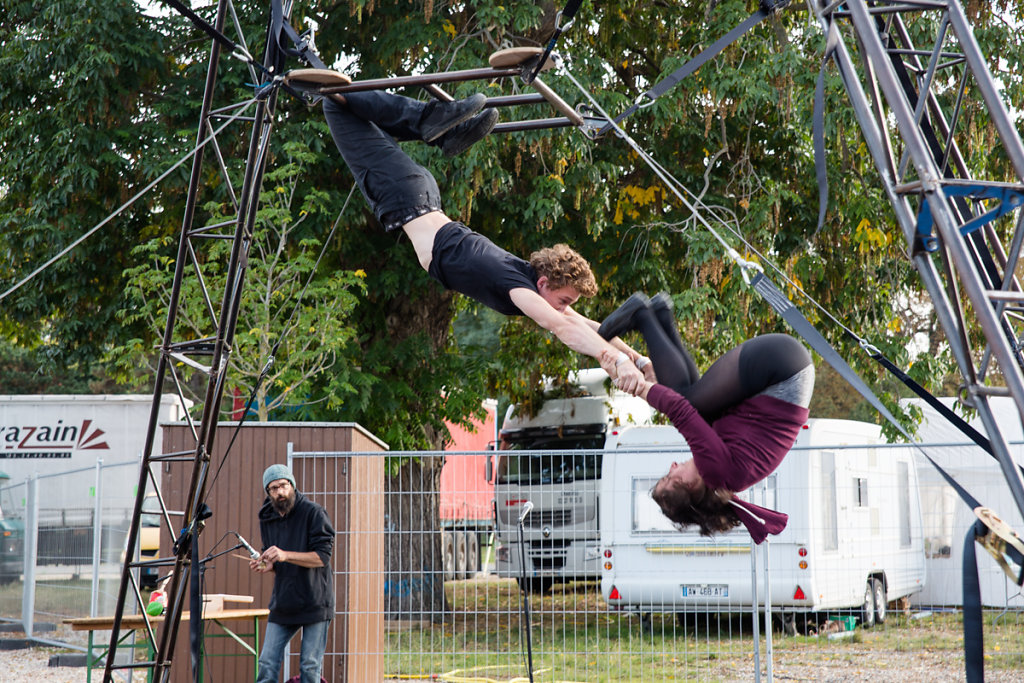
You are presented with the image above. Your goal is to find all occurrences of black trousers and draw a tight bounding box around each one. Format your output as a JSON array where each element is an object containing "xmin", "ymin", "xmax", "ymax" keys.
[{"xmin": 323, "ymin": 91, "xmax": 442, "ymax": 230}]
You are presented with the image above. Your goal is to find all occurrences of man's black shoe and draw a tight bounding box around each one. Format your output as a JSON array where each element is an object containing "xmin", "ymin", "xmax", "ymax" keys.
[
  {"xmin": 441, "ymin": 108, "xmax": 499, "ymax": 157},
  {"xmin": 421, "ymin": 94, "xmax": 487, "ymax": 142},
  {"xmin": 598, "ymin": 292, "xmax": 650, "ymax": 340}
]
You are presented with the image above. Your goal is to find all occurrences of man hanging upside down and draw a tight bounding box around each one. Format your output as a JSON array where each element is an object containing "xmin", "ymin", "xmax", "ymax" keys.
[{"xmin": 323, "ymin": 89, "xmax": 648, "ymax": 388}]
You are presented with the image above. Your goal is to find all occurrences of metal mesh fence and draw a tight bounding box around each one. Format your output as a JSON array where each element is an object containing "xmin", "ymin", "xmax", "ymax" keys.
[
  {"xmin": 0, "ymin": 459, "xmax": 143, "ymax": 649},
  {"xmin": 290, "ymin": 440, "xmax": 1024, "ymax": 682},
  {"xmin": 1, "ymin": 440, "xmax": 1022, "ymax": 681}
]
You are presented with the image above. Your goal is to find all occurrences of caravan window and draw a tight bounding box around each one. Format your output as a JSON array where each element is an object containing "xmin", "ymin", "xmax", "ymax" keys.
[
  {"xmin": 820, "ymin": 451, "xmax": 839, "ymax": 551},
  {"xmin": 854, "ymin": 477, "xmax": 869, "ymax": 507},
  {"xmin": 631, "ymin": 477, "xmax": 678, "ymax": 533},
  {"xmin": 898, "ymin": 461, "xmax": 912, "ymax": 548}
]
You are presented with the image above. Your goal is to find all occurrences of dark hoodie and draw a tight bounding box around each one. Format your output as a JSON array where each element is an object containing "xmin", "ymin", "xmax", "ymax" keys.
[{"xmin": 258, "ymin": 490, "xmax": 335, "ymax": 624}]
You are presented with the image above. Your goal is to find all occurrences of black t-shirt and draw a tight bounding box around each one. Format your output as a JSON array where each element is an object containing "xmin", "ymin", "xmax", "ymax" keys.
[{"xmin": 427, "ymin": 222, "xmax": 538, "ymax": 315}]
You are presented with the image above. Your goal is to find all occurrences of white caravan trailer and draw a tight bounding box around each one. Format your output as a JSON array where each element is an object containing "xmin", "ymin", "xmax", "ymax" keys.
[
  {"xmin": 903, "ymin": 397, "xmax": 1024, "ymax": 609},
  {"xmin": 599, "ymin": 419, "xmax": 926, "ymax": 628}
]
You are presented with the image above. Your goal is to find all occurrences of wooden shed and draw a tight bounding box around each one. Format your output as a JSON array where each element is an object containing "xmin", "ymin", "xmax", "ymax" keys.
[{"xmin": 159, "ymin": 421, "xmax": 386, "ymax": 683}]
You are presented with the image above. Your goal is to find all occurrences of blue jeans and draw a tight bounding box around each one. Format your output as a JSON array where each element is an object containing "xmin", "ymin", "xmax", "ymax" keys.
[{"xmin": 256, "ymin": 619, "xmax": 330, "ymax": 683}]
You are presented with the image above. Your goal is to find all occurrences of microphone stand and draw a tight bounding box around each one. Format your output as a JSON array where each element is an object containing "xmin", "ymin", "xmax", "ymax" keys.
[{"xmin": 516, "ymin": 503, "xmax": 535, "ymax": 683}]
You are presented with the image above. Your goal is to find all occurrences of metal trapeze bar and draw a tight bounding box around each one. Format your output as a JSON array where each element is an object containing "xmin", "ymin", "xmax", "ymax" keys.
[
  {"xmin": 318, "ymin": 67, "xmax": 585, "ymax": 129},
  {"xmin": 319, "ymin": 66, "xmax": 523, "ymax": 93},
  {"xmin": 494, "ymin": 118, "xmax": 576, "ymax": 132}
]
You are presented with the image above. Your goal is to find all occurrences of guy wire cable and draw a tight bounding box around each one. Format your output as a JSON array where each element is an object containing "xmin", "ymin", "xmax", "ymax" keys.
[
  {"xmin": 560, "ymin": 55, "xmax": 896, "ymax": 361},
  {"xmin": 0, "ymin": 98, "xmax": 261, "ymax": 306},
  {"xmin": 206, "ymin": 181, "xmax": 360, "ymax": 493},
  {"xmin": 558, "ymin": 57, "xmax": 762, "ymax": 277}
]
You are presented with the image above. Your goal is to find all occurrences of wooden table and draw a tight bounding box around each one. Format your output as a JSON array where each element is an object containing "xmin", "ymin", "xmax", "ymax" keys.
[{"xmin": 65, "ymin": 607, "xmax": 269, "ymax": 682}]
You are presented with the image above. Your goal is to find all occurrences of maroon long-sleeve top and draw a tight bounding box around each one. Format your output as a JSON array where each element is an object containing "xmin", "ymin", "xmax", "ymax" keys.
[{"xmin": 646, "ymin": 383, "xmax": 809, "ymax": 492}]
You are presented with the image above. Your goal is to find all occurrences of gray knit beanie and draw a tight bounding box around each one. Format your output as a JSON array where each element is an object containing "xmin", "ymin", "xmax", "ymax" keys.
[{"xmin": 262, "ymin": 464, "xmax": 296, "ymax": 491}]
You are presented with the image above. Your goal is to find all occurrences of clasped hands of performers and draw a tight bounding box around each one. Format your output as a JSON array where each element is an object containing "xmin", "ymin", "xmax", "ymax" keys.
[{"xmin": 599, "ymin": 348, "xmax": 654, "ymax": 396}]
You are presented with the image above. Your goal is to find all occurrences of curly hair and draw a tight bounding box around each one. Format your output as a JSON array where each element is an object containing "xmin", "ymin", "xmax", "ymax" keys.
[
  {"xmin": 529, "ymin": 244, "xmax": 598, "ymax": 297},
  {"xmin": 651, "ymin": 472, "xmax": 741, "ymax": 537}
]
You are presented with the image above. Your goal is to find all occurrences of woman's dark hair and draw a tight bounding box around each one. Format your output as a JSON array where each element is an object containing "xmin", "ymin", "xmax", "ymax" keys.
[{"xmin": 651, "ymin": 475, "xmax": 741, "ymax": 537}]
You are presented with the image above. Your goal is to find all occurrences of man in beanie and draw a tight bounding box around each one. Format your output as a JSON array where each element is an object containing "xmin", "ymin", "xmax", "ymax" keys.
[{"xmin": 251, "ymin": 464, "xmax": 334, "ymax": 683}]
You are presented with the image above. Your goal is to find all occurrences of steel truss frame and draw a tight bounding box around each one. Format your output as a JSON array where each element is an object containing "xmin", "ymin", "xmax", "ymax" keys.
[
  {"xmin": 809, "ymin": 0, "xmax": 1024, "ymax": 522},
  {"xmin": 102, "ymin": 2, "xmax": 588, "ymax": 680},
  {"xmin": 102, "ymin": 1, "xmax": 290, "ymax": 679}
]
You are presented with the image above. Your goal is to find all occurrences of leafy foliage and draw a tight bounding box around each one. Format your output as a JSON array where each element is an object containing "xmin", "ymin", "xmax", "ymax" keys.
[{"xmin": 3, "ymin": 0, "xmax": 1024, "ymax": 439}]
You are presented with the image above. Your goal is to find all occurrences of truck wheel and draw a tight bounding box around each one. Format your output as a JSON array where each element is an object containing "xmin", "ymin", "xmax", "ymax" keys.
[
  {"xmin": 455, "ymin": 531, "xmax": 468, "ymax": 579},
  {"xmin": 442, "ymin": 531, "xmax": 456, "ymax": 582},
  {"xmin": 860, "ymin": 580, "xmax": 876, "ymax": 629},
  {"xmin": 462, "ymin": 531, "xmax": 479, "ymax": 579},
  {"xmin": 872, "ymin": 578, "xmax": 887, "ymax": 625}
]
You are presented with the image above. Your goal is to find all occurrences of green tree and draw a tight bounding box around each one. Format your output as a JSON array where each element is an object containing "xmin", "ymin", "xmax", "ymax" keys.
[
  {"xmin": 108, "ymin": 134, "xmax": 366, "ymax": 420},
  {"xmin": 5, "ymin": 0, "xmax": 1023, "ymax": 618},
  {"xmin": 0, "ymin": 0, "xmax": 188, "ymax": 368}
]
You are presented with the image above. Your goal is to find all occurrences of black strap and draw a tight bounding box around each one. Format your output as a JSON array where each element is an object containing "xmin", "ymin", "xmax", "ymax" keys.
[
  {"xmin": 812, "ymin": 21, "xmax": 839, "ymax": 235},
  {"xmin": 868, "ymin": 351, "xmax": 1024, "ymax": 480},
  {"xmin": 526, "ymin": 0, "xmax": 585, "ymax": 84},
  {"xmin": 963, "ymin": 521, "xmax": 986, "ymax": 683},
  {"xmin": 750, "ymin": 272, "xmax": 983, "ymax": 507},
  {"xmin": 752, "ymin": 269, "xmax": 1021, "ymax": 681},
  {"xmin": 869, "ymin": 353, "xmax": 990, "ymax": 455},
  {"xmin": 271, "ymin": 0, "xmax": 328, "ymax": 69},
  {"xmin": 598, "ymin": 0, "xmax": 789, "ymax": 136},
  {"xmin": 160, "ymin": 0, "xmax": 241, "ymax": 54}
]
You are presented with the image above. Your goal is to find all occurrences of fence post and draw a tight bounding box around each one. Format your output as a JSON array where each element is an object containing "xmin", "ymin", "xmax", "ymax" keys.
[
  {"xmin": 750, "ymin": 535, "xmax": 760, "ymax": 683},
  {"xmin": 761, "ymin": 481, "xmax": 774, "ymax": 683},
  {"xmin": 763, "ymin": 539, "xmax": 774, "ymax": 683},
  {"xmin": 282, "ymin": 442, "xmax": 294, "ymax": 682},
  {"xmin": 91, "ymin": 458, "xmax": 104, "ymax": 617},
  {"xmin": 21, "ymin": 474, "xmax": 38, "ymax": 637}
]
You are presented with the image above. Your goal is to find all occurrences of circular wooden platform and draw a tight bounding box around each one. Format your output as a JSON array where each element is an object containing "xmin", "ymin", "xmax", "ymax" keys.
[
  {"xmin": 489, "ymin": 47, "xmax": 555, "ymax": 73},
  {"xmin": 284, "ymin": 68, "xmax": 352, "ymax": 86}
]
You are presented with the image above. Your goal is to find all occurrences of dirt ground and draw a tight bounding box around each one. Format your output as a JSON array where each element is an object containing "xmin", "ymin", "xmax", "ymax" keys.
[{"xmin": 4, "ymin": 643, "xmax": 1021, "ymax": 683}]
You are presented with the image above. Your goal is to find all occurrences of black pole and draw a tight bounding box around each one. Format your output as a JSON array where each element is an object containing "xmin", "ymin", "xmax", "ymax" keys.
[{"xmin": 516, "ymin": 502, "xmax": 535, "ymax": 683}]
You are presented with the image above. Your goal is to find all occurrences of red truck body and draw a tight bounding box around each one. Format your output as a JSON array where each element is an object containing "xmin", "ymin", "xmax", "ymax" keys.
[{"xmin": 439, "ymin": 403, "xmax": 496, "ymax": 526}]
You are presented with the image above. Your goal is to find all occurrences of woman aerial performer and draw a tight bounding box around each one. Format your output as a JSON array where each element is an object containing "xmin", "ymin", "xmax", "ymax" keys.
[{"xmin": 598, "ymin": 292, "xmax": 815, "ymax": 543}]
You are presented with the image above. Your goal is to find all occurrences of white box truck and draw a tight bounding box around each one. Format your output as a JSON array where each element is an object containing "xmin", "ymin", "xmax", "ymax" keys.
[
  {"xmin": 0, "ymin": 394, "xmax": 189, "ymax": 581},
  {"xmin": 599, "ymin": 419, "xmax": 926, "ymax": 632},
  {"xmin": 493, "ymin": 368, "xmax": 655, "ymax": 593}
]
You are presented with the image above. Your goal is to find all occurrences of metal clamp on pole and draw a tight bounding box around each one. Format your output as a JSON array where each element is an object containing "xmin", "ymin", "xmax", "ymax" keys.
[{"xmin": 973, "ymin": 507, "xmax": 1024, "ymax": 585}]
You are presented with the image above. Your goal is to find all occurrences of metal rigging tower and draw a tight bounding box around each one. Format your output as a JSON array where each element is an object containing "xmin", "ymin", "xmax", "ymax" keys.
[
  {"xmin": 809, "ymin": 0, "xmax": 1024, "ymax": 522},
  {"xmin": 102, "ymin": 1, "xmax": 293, "ymax": 680}
]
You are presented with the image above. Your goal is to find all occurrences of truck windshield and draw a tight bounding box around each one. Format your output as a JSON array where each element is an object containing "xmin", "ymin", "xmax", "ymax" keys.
[{"xmin": 497, "ymin": 435, "xmax": 605, "ymax": 485}]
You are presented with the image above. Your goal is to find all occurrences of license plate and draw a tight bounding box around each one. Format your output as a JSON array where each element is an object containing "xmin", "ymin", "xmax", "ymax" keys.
[{"xmin": 681, "ymin": 583, "xmax": 728, "ymax": 598}]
